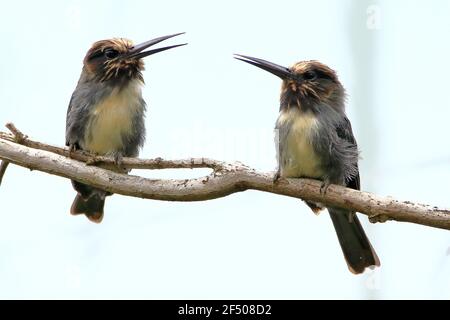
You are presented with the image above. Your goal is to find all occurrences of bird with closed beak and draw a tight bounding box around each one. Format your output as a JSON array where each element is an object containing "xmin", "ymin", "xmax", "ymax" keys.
[
  {"xmin": 234, "ymin": 54, "xmax": 380, "ymax": 274},
  {"xmin": 66, "ymin": 33, "xmax": 186, "ymax": 223}
]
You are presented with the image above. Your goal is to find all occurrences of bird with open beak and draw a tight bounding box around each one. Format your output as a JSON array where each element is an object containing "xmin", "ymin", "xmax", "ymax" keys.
[
  {"xmin": 234, "ymin": 54, "xmax": 380, "ymax": 274},
  {"xmin": 66, "ymin": 33, "xmax": 186, "ymax": 223}
]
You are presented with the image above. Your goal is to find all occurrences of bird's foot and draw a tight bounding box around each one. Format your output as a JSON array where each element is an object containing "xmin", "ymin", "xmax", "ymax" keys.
[
  {"xmin": 68, "ymin": 144, "xmax": 77, "ymax": 158},
  {"xmin": 320, "ymin": 179, "xmax": 331, "ymax": 195},
  {"xmin": 273, "ymin": 171, "xmax": 281, "ymax": 183},
  {"xmin": 114, "ymin": 153, "xmax": 123, "ymax": 170}
]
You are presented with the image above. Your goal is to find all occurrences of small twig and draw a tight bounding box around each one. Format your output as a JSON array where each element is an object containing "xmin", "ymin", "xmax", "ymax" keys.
[
  {"xmin": 0, "ymin": 160, "xmax": 9, "ymax": 186},
  {"xmin": 5, "ymin": 122, "xmax": 27, "ymax": 143},
  {"xmin": 0, "ymin": 123, "xmax": 28, "ymax": 186}
]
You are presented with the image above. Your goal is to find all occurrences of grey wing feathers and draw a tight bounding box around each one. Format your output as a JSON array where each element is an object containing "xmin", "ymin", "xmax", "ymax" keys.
[
  {"xmin": 274, "ymin": 118, "xmax": 292, "ymax": 173},
  {"xmin": 65, "ymin": 93, "xmax": 91, "ymax": 148},
  {"xmin": 336, "ymin": 116, "xmax": 360, "ymax": 190},
  {"xmin": 312, "ymin": 109, "xmax": 359, "ymax": 186},
  {"xmin": 65, "ymin": 95, "xmax": 75, "ymax": 146}
]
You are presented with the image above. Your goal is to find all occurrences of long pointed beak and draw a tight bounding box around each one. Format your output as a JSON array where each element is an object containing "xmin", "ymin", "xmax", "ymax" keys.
[
  {"xmin": 127, "ymin": 32, "xmax": 187, "ymax": 59},
  {"xmin": 234, "ymin": 54, "xmax": 293, "ymax": 80}
]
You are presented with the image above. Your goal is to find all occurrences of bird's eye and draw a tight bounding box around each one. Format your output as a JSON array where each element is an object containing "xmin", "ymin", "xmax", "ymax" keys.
[
  {"xmin": 104, "ymin": 49, "xmax": 119, "ymax": 59},
  {"xmin": 303, "ymin": 70, "xmax": 317, "ymax": 81}
]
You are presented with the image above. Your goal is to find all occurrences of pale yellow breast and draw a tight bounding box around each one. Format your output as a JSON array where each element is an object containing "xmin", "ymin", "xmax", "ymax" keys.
[
  {"xmin": 276, "ymin": 109, "xmax": 324, "ymax": 178},
  {"xmin": 84, "ymin": 81, "xmax": 142, "ymax": 155}
]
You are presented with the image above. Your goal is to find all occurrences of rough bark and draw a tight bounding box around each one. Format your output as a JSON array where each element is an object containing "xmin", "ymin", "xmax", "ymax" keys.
[{"xmin": 0, "ymin": 129, "xmax": 449, "ymax": 230}]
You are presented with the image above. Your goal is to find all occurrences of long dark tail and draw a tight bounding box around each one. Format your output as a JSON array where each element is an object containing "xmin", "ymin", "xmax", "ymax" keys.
[
  {"xmin": 70, "ymin": 193, "xmax": 105, "ymax": 223},
  {"xmin": 329, "ymin": 208, "xmax": 380, "ymax": 274}
]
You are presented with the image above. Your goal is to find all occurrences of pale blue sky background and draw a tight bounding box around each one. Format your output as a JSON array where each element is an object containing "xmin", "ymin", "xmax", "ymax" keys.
[{"xmin": 0, "ymin": 0, "xmax": 449, "ymax": 299}]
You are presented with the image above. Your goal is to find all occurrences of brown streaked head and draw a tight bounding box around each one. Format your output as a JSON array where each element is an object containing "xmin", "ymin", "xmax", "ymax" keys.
[
  {"xmin": 83, "ymin": 33, "xmax": 187, "ymax": 83},
  {"xmin": 234, "ymin": 54, "xmax": 345, "ymax": 111}
]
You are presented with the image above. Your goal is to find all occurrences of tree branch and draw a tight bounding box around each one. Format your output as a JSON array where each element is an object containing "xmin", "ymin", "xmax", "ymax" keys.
[
  {"xmin": 0, "ymin": 127, "xmax": 449, "ymax": 230},
  {"xmin": 0, "ymin": 123, "xmax": 27, "ymax": 185}
]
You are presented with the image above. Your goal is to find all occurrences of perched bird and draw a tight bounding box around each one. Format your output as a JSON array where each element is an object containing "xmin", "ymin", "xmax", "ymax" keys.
[
  {"xmin": 66, "ymin": 33, "xmax": 186, "ymax": 223},
  {"xmin": 234, "ymin": 54, "xmax": 380, "ymax": 274}
]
